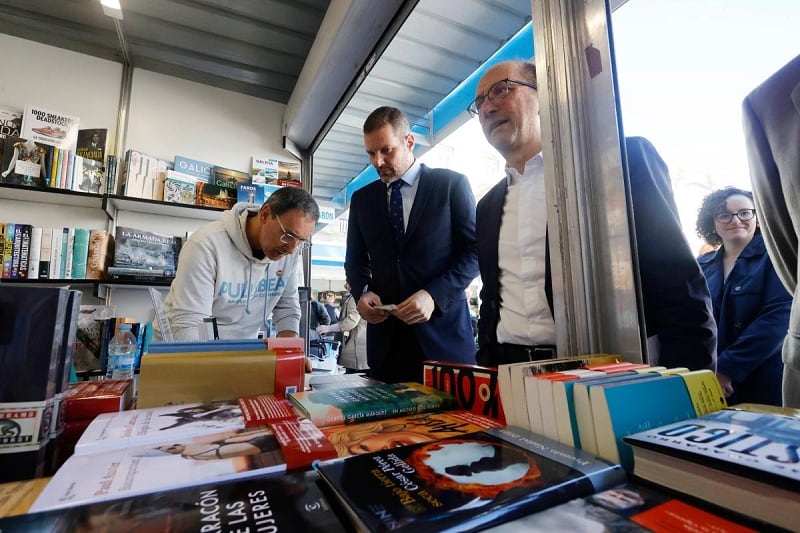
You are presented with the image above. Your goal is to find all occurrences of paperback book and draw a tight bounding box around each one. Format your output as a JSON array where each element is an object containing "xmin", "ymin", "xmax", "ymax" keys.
[
  {"xmin": 1, "ymin": 136, "xmax": 50, "ymax": 187},
  {"xmin": 75, "ymin": 399, "xmax": 244, "ymax": 455},
  {"xmin": 251, "ymin": 156, "xmax": 279, "ymax": 184},
  {"xmin": 315, "ymin": 425, "xmax": 626, "ymax": 532},
  {"xmin": 3, "ymin": 471, "xmax": 347, "ymax": 532},
  {"xmin": 624, "ymin": 409, "xmax": 800, "ymax": 531},
  {"xmin": 322, "ymin": 410, "xmax": 501, "ymax": 458},
  {"xmin": 485, "ymin": 482, "xmax": 760, "ymax": 532},
  {"xmin": 31, "ymin": 419, "xmax": 337, "ymax": 512},
  {"xmin": 0, "ymin": 106, "xmax": 22, "ymax": 158},
  {"xmin": 287, "ymin": 382, "xmax": 456, "ymax": 428},
  {"xmin": 174, "ymin": 155, "xmax": 213, "ymax": 183}
]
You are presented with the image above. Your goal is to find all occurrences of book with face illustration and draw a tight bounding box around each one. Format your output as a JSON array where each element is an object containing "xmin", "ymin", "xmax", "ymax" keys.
[{"xmin": 314, "ymin": 425, "xmax": 625, "ymax": 532}]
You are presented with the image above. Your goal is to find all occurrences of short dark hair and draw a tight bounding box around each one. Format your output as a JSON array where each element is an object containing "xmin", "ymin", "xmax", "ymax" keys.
[
  {"xmin": 363, "ymin": 106, "xmax": 411, "ymax": 137},
  {"xmin": 263, "ymin": 186, "xmax": 320, "ymax": 222},
  {"xmin": 695, "ymin": 186, "xmax": 755, "ymax": 246}
]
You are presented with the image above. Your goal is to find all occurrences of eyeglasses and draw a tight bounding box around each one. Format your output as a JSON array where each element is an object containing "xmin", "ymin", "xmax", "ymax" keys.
[
  {"xmin": 467, "ymin": 78, "xmax": 538, "ymax": 116},
  {"xmin": 714, "ymin": 209, "xmax": 756, "ymax": 224},
  {"xmin": 275, "ymin": 214, "xmax": 311, "ymax": 251}
]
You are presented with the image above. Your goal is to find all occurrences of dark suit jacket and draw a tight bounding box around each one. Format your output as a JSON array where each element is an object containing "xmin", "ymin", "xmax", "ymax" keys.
[
  {"xmin": 476, "ymin": 137, "xmax": 716, "ymax": 370},
  {"xmin": 345, "ymin": 164, "xmax": 479, "ymax": 371},
  {"xmin": 743, "ymin": 53, "xmax": 800, "ymax": 402}
]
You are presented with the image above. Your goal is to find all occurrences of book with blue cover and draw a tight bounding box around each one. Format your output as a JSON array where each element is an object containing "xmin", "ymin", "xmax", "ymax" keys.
[
  {"xmin": 174, "ymin": 155, "xmax": 213, "ymax": 183},
  {"xmin": 624, "ymin": 409, "xmax": 800, "ymax": 531}
]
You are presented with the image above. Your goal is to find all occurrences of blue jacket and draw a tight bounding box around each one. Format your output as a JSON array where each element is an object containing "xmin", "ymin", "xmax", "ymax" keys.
[{"xmin": 698, "ymin": 232, "xmax": 791, "ymax": 405}]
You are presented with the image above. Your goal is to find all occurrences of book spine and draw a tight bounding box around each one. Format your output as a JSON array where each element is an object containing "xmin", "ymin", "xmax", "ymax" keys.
[
  {"xmin": 28, "ymin": 226, "xmax": 42, "ymax": 279},
  {"xmin": 49, "ymin": 147, "xmax": 59, "ymax": 187},
  {"xmin": 86, "ymin": 230, "xmax": 112, "ymax": 280},
  {"xmin": 49, "ymin": 227, "xmax": 62, "ymax": 279},
  {"xmin": 71, "ymin": 228, "xmax": 90, "ymax": 279},
  {"xmin": 63, "ymin": 228, "xmax": 75, "ymax": 279},
  {"xmin": 18, "ymin": 224, "xmax": 31, "ymax": 279},
  {"xmin": 2, "ymin": 222, "xmax": 14, "ymax": 278},
  {"xmin": 105, "ymin": 154, "xmax": 116, "ymax": 195},
  {"xmin": 38, "ymin": 227, "xmax": 53, "ymax": 278},
  {"xmin": 58, "ymin": 227, "xmax": 69, "ymax": 278},
  {"xmin": 10, "ymin": 222, "xmax": 22, "ymax": 278}
]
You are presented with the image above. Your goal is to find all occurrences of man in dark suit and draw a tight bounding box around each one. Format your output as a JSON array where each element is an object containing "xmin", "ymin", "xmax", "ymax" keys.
[
  {"xmin": 345, "ymin": 106, "xmax": 480, "ymax": 383},
  {"xmin": 743, "ymin": 54, "xmax": 800, "ymax": 407},
  {"xmin": 472, "ymin": 60, "xmax": 715, "ymax": 370}
]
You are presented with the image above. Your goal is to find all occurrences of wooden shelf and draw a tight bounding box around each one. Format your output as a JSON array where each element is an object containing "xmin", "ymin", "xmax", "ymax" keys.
[
  {"xmin": 0, "ymin": 184, "xmax": 104, "ymax": 209},
  {"xmin": 104, "ymin": 195, "xmax": 225, "ymax": 220}
]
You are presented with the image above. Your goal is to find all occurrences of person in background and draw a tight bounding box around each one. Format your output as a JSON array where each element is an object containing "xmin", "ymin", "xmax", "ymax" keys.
[
  {"xmin": 743, "ymin": 53, "xmax": 800, "ymax": 407},
  {"xmin": 696, "ymin": 187, "xmax": 791, "ymax": 406},
  {"xmin": 308, "ymin": 294, "xmax": 331, "ymax": 341},
  {"xmin": 471, "ymin": 59, "xmax": 716, "ymax": 369},
  {"xmin": 161, "ymin": 186, "xmax": 318, "ymax": 341},
  {"xmin": 345, "ymin": 106, "xmax": 479, "ymax": 383},
  {"xmin": 323, "ymin": 291, "xmax": 338, "ymax": 323},
  {"xmin": 317, "ymin": 281, "xmax": 368, "ymax": 372}
]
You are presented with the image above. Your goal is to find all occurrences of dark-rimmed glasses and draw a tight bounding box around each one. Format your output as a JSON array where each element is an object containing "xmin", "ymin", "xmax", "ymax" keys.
[
  {"xmin": 714, "ymin": 209, "xmax": 756, "ymax": 224},
  {"xmin": 275, "ymin": 214, "xmax": 311, "ymax": 251},
  {"xmin": 467, "ymin": 78, "xmax": 538, "ymax": 116}
]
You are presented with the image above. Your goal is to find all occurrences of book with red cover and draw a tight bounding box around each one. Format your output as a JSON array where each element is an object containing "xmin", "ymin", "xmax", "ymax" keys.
[
  {"xmin": 238, "ymin": 393, "xmax": 296, "ymax": 428},
  {"xmin": 62, "ymin": 379, "xmax": 134, "ymax": 421},
  {"xmin": 423, "ymin": 360, "xmax": 506, "ymax": 423}
]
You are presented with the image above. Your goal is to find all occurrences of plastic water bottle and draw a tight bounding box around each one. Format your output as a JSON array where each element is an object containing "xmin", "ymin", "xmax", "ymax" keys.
[{"xmin": 107, "ymin": 323, "xmax": 137, "ymax": 379}]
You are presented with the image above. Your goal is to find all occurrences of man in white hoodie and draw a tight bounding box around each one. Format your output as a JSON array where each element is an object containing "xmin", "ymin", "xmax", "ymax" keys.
[{"xmin": 163, "ymin": 186, "xmax": 319, "ymax": 340}]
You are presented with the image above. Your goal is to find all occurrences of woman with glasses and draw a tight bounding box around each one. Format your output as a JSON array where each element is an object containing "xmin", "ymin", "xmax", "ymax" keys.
[{"xmin": 696, "ymin": 187, "xmax": 791, "ymax": 405}]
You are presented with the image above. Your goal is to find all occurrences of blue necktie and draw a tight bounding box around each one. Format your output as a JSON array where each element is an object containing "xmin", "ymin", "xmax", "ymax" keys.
[{"xmin": 389, "ymin": 180, "xmax": 405, "ymax": 244}]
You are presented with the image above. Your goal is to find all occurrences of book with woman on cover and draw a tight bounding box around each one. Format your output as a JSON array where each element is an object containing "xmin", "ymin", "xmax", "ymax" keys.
[
  {"xmin": 287, "ymin": 382, "xmax": 457, "ymax": 428},
  {"xmin": 623, "ymin": 408, "xmax": 800, "ymax": 531},
  {"xmin": 31, "ymin": 419, "xmax": 337, "ymax": 512},
  {"xmin": 4, "ymin": 471, "xmax": 348, "ymax": 532},
  {"xmin": 314, "ymin": 425, "xmax": 626, "ymax": 532}
]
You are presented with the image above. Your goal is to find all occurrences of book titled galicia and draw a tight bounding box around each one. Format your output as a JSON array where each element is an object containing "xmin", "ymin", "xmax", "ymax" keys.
[
  {"xmin": 315, "ymin": 425, "xmax": 626, "ymax": 532},
  {"xmin": 288, "ymin": 382, "xmax": 456, "ymax": 428}
]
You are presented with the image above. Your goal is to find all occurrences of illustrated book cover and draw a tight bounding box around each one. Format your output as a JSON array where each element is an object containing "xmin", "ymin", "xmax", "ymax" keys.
[
  {"xmin": 322, "ymin": 410, "xmax": 501, "ymax": 458},
  {"xmin": 113, "ymin": 225, "xmax": 181, "ymax": 271},
  {"xmin": 1, "ymin": 135, "xmax": 51, "ymax": 187},
  {"xmin": 74, "ymin": 128, "xmax": 107, "ymax": 163},
  {"xmin": 287, "ymin": 382, "xmax": 457, "ymax": 428},
  {"xmin": 30, "ymin": 419, "xmax": 337, "ymax": 513},
  {"xmin": 623, "ymin": 408, "xmax": 800, "ymax": 531},
  {"xmin": 195, "ymin": 181, "xmax": 237, "ymax": 209},
  {"xmin": 0, "ymin": 106, "xmax": 22, "ymax": 158},
  {"xmin": 314, "ymin": 425, "xmax": 626, "ymax": 532},
  {"xmin": 174, "ymin": 155, "xmax": 213, "ymax": 183},
  {"xmin": 3, "ymin": 470, "xmax": 347, "ymax": 532},
  {"xmin": 251, "ymin": 156, "xmax": 279, "ymax": 184},
  {"xmin": 424, "ymin": 360, "xmax": 506, "ymax": 423},
  {"xmin": 20, "ymin": 104, "xmax": 79, "ymax": 151},
  {"xmin": 75, "ymin": 399, "xmax": 245, "ymax": 455}
]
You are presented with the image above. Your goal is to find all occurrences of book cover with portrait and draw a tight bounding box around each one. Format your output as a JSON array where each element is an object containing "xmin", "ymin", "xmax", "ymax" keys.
[{"xmin": 314, "ymin": 425, "xmax": 625, "ymax": 532}]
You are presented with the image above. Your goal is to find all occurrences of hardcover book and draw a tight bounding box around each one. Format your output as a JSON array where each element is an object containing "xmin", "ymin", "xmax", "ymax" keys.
[
  {"xmin": 71, "ymin": 156, "xmax": 104, "ymax": 194},
  {"xmin": 322, "ymin": 410, "xmax": 501, "ymax": 458},
  {"xmin": 278, "ymin": 159, "xmax": 301, "ymax": 185},
  {"xmin": 74, "ymin": 128, "xmax": 107, "ymax": 163},
  {"xmin": 113, "ymin": 226, "xmax": 181, "ymax": 271},
  {"xmin": 287, "ymin": 382, "xmax": 457, "ymax": 428},
  {"xmin": 195, "ymin": 181, "xmax": 237, "ymax": 209},
  {"xmin": 315, "ymin": 425, "xmax": 626, "ymax": 532},
  {"xmin": 75, "ymin": 399, "xmax": 245, "ymax": 455},
  {"xmin": 423, "ymin": 360, "xmax": 506, "ymax": 423},
  {"xmin": 236, "ymin": 182, "xmax": 278, "ymax": 205},
  {"xmin": 164, "ymin": 169, "xmax": 197, "ymax": 204},
  {"xmin": 485, "ymin": 482, "xmax": 760, "ymax": 532},
  {"xmin": 174, "ymin": 155, "xmax": 213, "ymax": 183},
  {"xmin": 624, "ymin": 409, "xmax": 800, "ymax": 532},
  {"xmin": 30, "ymin": 419, "xmax": 337, "ymax": 512},
  {"xmin": 20, "ymin": 104, "xmax": 79, "ymax": 151},
  {"xmin": 212, "ymin": 165, "xmax": 250, "ymax": 189},
  {"xmin": 118, "ymin": 149, "xmax": 169, "ymax": 200},
  {"xmin": 3, "ymin": 471, "xmax": 347, "ymax": 532}
]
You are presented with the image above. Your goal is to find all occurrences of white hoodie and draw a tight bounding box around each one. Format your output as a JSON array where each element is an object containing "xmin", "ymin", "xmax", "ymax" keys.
[{"xmin": 162, "ymin": 203, "xmax": 303, "ymax": 340}]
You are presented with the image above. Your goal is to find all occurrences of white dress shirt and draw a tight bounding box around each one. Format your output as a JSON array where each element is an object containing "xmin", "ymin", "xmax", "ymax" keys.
[{"xmin": 496, "ymin": 153, "xmax": 556, "ymax": 345}]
